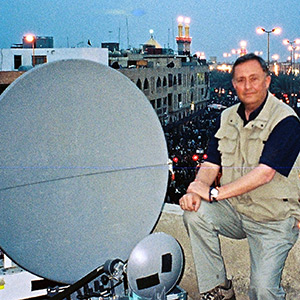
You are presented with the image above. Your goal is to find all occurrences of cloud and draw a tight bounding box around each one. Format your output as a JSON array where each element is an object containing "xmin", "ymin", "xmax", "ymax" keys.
[
  {"xmin": 131, "ymin": 9, "xmax": 146, "ymax": 17},
  {"xmin": 105, "ymin": 8, "xmax": 146, "ymax": 17},
  {"xmin": 105, "ymin": 9, "xmax": 128, "ymax": 16}
]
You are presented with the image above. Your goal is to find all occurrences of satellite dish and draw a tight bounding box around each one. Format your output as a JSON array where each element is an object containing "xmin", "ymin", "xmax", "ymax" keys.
[{"xmin": 0, "ymin": 59, "xmax": 169, "ymax": 284}]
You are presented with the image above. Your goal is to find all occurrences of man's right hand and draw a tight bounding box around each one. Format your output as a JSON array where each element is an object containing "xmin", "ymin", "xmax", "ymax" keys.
[{"xmin": 179, "ymin": 193, "xmax": 201, "ymax": 212}]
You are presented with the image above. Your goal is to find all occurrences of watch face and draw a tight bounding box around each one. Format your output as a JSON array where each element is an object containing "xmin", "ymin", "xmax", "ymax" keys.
[{"xmin": 211, "ymin": 188, "xmax": 219, "ymax": 198}]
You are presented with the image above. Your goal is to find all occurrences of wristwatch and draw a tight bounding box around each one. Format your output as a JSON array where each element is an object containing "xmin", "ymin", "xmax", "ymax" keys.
[{"xmin": 209, "ymin": 187, "xmax": 219, "ymax": 203}]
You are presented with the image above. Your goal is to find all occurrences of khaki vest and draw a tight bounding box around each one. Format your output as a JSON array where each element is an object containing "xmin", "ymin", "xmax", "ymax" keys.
[{"xmin": 215, "ymin": 93, "xmax": 300, "ymax": 222}]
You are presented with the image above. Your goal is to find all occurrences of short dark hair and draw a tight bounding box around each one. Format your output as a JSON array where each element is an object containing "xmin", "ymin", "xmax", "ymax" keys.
[{"xmin": 232, "ymin": 53, "xmax": 269, "ymax": 78}]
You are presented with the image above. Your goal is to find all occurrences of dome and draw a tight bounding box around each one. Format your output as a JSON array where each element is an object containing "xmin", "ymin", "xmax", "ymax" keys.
[{"xmin": 144, "ymin": 37, "xmax": 162, "ymax": 48}]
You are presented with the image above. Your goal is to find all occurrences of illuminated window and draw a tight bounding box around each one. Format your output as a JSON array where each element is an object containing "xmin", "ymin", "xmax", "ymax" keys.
[{"xmin": 178, "ymin": 94, "xmax": 182, "ymax": 108}]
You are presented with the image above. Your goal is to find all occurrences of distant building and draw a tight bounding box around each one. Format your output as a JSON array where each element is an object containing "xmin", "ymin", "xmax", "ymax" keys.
[
  {"xmin": 10, "ymin": 36, "xmax": 54, "ymax": 49},
  {"xmin": 1, "ymin": 26, "xmax": 210, "ymax": 127},
  {"xmin": 0, "ymin": 47, "xmax": 108, "ymax": 71},
  {"xmin": 144, "ymin": 32, "xmax": 162, "ymax": 52},
  {"xmin": 118, "ymin": 55, "xmax": 209, "ymax": 126},
  {"xmin": 109, "ymin": 26, "xmax": 210, "ymax": 126},
  {"xmin": 0, "ymin": 36, "xmax": 108, "ymax": 93},
  {"xmin": 101, "ymin": 42, "xmax": 119, "ymax": 52},
  {"xmin": 22, "ymin": 36, "xmax": 54, "ymax": 49}
]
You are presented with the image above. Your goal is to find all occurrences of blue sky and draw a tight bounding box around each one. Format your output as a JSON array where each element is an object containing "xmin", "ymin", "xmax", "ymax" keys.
[{"xmin": 1, "ymin": 0, "xmax": 299, "ymax": 62}]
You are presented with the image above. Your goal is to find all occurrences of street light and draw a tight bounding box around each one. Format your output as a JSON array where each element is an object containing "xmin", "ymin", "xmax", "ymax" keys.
[
  {"xmin": 283, "ymin": 39, "xmax": 300, "ymax": 107},
  {"xmin": 240, "ymin": 40, "xmax": 247, "ymax": 56},
  {"xmin": 223, "ymin": 52, "xmax": 231, "ymax": 62},
  {"xmin": 272, "ymin": 54, "xmax": 279, "ymax": 61},
  {"xmin": 254, "ymin": 51, "xmax": 263, "ymax": 56},
  {"xmin": 230, "ymin": 41, "xmax": 247, "ymax": 58},
  {"xmin": 231, "ymin": 48, "xmax": 241, "ymax": 56},
  {"xmin": 283, "ymin": 39, "xmax": 300, "ymax": 74},
  {"xmin": 295, "ymin": 53, "xmax": 300, "ymax": 75},
  {"xmin": 271, "ymin": 55, "xmax": 280, "ymax": 76},
  {"xmin": 195, "ymin": 51, "xmax": 205, "ymax": 59},
  {"xmin": 25, "ymin": 34, "xmax": 36, "ymax": 67},
  {"xmin": 256, "ymin": 27, "xmax": 281, "ymax": 66}
]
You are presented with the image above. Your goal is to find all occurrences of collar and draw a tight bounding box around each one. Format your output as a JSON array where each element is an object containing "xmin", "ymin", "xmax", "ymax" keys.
[{"xmin": 237, "ymin": 93, "xmax": 268, "ymax": 126}]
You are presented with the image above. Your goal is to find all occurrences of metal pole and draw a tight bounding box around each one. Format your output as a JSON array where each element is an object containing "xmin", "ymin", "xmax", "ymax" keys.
[
  {"xmin": 32, "ymin": 42, "xmax": 35, "ymax": 67},
  {"xmin": 267, "ymin": 32, "xmax": 270, "ymax": 66},
  {"xmin": 292, "ymin": 47, "xmax": 295, "ymax": 75},
  {"xmin": 50, "ymin": 265, "xmax": 105, "ymax": 300}
]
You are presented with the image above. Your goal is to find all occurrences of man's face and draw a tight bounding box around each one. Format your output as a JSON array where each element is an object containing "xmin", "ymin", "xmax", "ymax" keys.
[{"xmin": 232, "ymin": 59, "xmax": 271, "ymax": 108}]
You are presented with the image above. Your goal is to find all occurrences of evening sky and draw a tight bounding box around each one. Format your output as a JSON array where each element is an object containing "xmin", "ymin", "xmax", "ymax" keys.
[{"xmin": 1, "ymin": 0, "xmax": 299, "ymax": 62}]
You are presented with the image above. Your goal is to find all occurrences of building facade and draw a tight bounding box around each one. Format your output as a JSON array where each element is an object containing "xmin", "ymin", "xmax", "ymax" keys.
[
  {"xmin": 118, "ymin": 55, "xmax": 210, "ymax": 126},
  {"xmin": 0, "ymin": 41, "xmax": 108, "ymax": 93},
  {"xmin": 0, "ymin": 47, "xmax": 108, "ymax": 71},
  {"xmin": 1, "ymin": 33, "xmax": 210, "ymax": 127}
]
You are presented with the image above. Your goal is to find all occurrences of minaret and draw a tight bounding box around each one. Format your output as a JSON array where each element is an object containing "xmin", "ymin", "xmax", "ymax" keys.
[
  {"xmin": 176, "ymin": 16, "xmax": 192, "ymax": 55},
  {"xmin": 176, "ymin": 16, "xmax": 185, "ymax": 55},
  {"xmin": 183, "ymin": 17, "xmax": 191, "ymax": 54}
]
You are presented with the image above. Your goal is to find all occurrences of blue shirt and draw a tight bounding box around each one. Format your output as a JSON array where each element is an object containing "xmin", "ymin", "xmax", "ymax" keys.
[{"xmin": 205, "ymin": 101, "xmax": 300, "ymax": 177}]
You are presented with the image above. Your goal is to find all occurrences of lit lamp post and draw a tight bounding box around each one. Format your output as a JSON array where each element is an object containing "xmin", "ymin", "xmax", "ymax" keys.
[
  {"xmin": 231, "ymin": 48, "xmax": 241, "ymax": 57},
  {"xmin": 272, "ymin": 54, "xmax": 279, "ymax": 61},
  {"xmin": 295, "ymin": 53, "xmax": 300, "ymax": 75},
  {"xmin": 25, "ymin": 34, "xmax": 36, "ymax": 67},
  {"xmin": 195, "ymin": 51, "xmax": 205, "ymax": 59},
  {"xmin": 283, "ymin": 39, "xmax": 300, "ymax": 74},
  {"xmin": 254, "ymin": 51, "xmax": 263, "ymax": 56},
  {"xmin": 271, "ymin": 54, "xmax": 280, "ymax": 75},
  {"xmin": 223, "ymin": 52, "xmax": 231, "ymax": 62},
  {"xmin": 283, "ymin": 39, "xmax": 300, "ymax": 107},
  {"xmin": 230, "ymin": 41, "xmax": 247, "ymax": 58},
  {"xmin": 240, "ymin": 40, "xmax": 247, "ymax": 56},
  {"xmin": 256, "ymin": 27, "xmax": 281, "ymax": 66}
]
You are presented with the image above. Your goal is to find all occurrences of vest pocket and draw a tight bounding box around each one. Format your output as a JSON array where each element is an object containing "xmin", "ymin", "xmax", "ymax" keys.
[
  {"xmin": 218, "ymin": 139, "xmax": 237, "ymax": 166},
  {"xmin": 216, "ymin": 126, "xmax": 238, "ymax": 167},
  {"xmin": 247, "ymin": 130, "xmax": 267, "ymax": 165}
]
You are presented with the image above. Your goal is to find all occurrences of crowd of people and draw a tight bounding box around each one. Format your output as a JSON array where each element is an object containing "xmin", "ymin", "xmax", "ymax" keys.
[{"xmin": 163, "ymin": 96, "xmax": 237, "ymax": 204}]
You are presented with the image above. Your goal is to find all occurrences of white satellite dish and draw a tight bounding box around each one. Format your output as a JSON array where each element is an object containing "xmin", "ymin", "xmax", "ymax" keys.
[{"xmin": 0, "ymin": 59, "xmax": 169, "ymax": 284}]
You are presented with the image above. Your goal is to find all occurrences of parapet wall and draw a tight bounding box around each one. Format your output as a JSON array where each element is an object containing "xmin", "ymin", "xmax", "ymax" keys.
[{"xmin": 154, "ymin": 204, "xmax": 300, "ymax": 300}]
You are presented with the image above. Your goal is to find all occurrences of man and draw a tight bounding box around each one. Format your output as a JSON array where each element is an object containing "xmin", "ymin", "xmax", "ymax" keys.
[{"xmin": 180, "ymin": 53, "xmax": 300, "ymax": 300}]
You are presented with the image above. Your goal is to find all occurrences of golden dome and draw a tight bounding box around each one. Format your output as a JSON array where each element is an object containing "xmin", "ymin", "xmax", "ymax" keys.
[{"xmin": 144, "ymin": 36, "xmax": 162, "ymax": 48}]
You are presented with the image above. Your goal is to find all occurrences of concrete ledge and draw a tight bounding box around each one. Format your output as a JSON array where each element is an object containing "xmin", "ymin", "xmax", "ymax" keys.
[{"xmin": 153, "ymin": 204, "xmax": 300, "ymax": 300}]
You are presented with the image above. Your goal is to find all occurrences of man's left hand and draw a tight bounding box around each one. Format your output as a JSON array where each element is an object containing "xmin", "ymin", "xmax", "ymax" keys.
[{"xmin": 187, "ymin": 180, "xmax": 210, "ymax": 201}]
